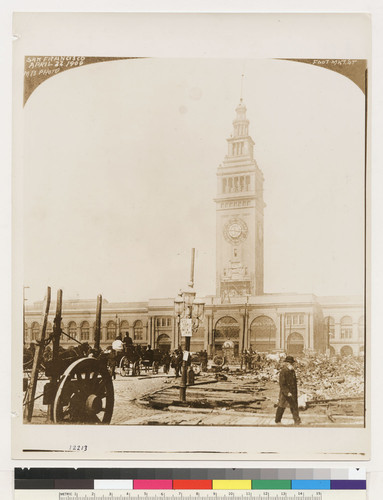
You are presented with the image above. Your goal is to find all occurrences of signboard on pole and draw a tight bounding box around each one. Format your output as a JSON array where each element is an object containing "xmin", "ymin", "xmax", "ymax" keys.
[{"xmin": 180, "ymin": 318, "xmax": 192, "ymax": 337}]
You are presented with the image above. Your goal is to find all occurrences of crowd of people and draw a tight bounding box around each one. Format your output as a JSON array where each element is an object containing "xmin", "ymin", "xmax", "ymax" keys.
[
  {"xmin": 105, "ymin": 334, "xmax": 209, "ymax": 379},
  {"xmin": 240, "ymin": 347, "xmax": 262, "ymax": 371}
]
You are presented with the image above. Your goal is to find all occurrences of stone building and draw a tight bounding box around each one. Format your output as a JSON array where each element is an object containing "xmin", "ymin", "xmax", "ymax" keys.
[{"xmin": 24, "ymin": 100, "xmax": 364, "ymax": 357}]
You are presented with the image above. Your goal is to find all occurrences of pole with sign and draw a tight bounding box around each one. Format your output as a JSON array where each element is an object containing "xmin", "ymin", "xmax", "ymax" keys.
[{"xmin": 174, "ymin": 249, "xmax": 205, "ymax": 402}]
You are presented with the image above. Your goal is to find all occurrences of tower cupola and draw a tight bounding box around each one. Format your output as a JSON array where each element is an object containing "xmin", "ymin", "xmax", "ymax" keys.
[
  {"xmin": 232, "ymin": 99, "xmax": 250, "ymax": 137},
  {"xmin": 226, "ymin": 99, "xmax": 254, "ymax": 160}
]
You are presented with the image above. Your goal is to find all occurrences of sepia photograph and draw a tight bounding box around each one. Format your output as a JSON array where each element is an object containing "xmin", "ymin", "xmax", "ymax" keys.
[{"xmin": 11, "ymin": 12, "xmax": 370, "ymax": 460}]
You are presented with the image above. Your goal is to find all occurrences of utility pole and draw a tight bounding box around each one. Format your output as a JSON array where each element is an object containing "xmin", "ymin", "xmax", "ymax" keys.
[{"xmin": 174, "ymin": 249, "xmax": 205, "ymax": 403}]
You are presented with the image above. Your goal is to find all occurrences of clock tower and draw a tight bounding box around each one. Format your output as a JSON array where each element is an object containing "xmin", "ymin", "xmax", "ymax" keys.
[{"xmin": 215, "ymin": 99, "xmax": 265, "ymax": 300}]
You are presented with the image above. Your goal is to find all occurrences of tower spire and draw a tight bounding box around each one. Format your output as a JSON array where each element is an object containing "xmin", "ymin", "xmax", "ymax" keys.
[{"xmin": 240, "ymin": 73, "xmax": 244, "ymax": 101}]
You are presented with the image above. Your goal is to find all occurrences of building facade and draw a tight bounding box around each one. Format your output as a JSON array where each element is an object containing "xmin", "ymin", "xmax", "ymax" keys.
[{"xmin": 24, "ymin": 100, "xmax": 364, "ymax": 358}]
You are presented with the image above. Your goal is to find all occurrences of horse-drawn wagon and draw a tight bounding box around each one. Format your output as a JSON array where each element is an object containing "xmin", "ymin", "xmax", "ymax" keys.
[
  {"xmin": 23, "ymin": 288, "xmax": 114, "ymax": 424},
  {"xmin": 114, "ymin": 345, "xmax": 141, "ymax": 377}
]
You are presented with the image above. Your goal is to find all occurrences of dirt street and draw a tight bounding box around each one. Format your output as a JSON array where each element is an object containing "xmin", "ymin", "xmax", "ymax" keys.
[
  {"xmin": 25, "ymin": 362, "xmax": 364, "ymax": 427},
  {"xmin": 112, "ymin": 368, "xmax": 364, "ymax": 427}
]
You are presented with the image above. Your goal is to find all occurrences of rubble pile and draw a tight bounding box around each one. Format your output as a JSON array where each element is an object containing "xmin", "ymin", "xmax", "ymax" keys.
[
  {"xmin": 295, "ymin": 354, "xmax": 364, "ymax": 401},
  {"xmin": 237, "ymin": 353, "xmax": 364, "ymax": 402},
  {"xmin": 251, "ymin": 361, "xmax": 279, "ymax": 383}
]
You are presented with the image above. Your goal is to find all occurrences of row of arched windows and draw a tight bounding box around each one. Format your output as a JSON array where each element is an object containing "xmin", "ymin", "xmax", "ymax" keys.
[
  {"xmin": 214, "ymin": 314, "xmax": 365, "ymax": 354},
  {"xmin": 323, "ymin": 316, "xmax": 364, "ymax": 340},
  {"xmin": 214, "ymin": 315, "xmax": 304, "ymax": 354},
  {"xmin": 25, "ymin": 320, "xmax": 145, "ymax": 342}
]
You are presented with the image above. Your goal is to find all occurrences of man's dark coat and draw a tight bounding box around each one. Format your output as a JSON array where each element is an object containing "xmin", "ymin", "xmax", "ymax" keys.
[{"xmin": 278, "ymin": 364, "xmax": 298, "ymax": 408}]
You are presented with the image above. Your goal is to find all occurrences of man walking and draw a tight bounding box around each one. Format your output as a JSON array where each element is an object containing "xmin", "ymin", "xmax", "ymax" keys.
[{"xmin": 275, "ymin": 355, "xmax": 301, "ymax": 425}]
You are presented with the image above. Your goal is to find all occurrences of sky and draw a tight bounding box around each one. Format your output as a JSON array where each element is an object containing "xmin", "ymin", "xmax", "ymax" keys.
[{"xmin": 22, "ymin": 57, "xmax": 365, "ymax": 303}]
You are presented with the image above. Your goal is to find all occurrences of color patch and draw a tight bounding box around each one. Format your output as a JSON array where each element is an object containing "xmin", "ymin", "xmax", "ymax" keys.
[
  {"xmin": 213, "ymin": 480, "xmax": 252, "ymax": 490},
  {"xmin": 14, "ymin": 479, "xmax": 55, "ymax": 490},
  {"xmin": 173, "ymin": 480, "xmax": 212, "ymax": 489},
  {"xmin": 94, "ymin": 480, "xmax": 133, "ymax": 489},
  {"xmin": 252, "ymin": 480, "xmax": 291, "ymax": 490},
  {"xmin": 54, "ymin": 479, "xmax": 94, "ymax": 489},
  {"xmin": 331, "ymin": 480, "xmax": 367, "ymax": 489},
  {"xmin": 292, "ymin": 480, "xmax": 331, "ymax": 490},
  {"xmin": 133, "ymin": 480, "xmax": 173, "ymax": 489}
]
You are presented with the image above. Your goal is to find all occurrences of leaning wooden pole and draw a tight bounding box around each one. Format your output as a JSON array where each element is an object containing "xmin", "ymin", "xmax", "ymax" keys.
[
  {"xmin": 24, "ymin": 286, "xmax": 51, "ymax": 422},
  {"xmin": 47, "ymin": 289, "xmax": 63, "ymax": 421},
  {"xmin": 94, "ymin": 294, "xmax": 102, "ymax": 353},
  {"xmin": 52, "ymin": 289, "xmax": 63, "ymax": 363}
]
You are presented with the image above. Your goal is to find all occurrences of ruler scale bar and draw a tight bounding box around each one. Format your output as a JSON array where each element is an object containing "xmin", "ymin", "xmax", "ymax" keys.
[
  {"xmin": 14, "ymin": 470, "xmax": 367, "ymax": 500},
  {"xmin": 14, "ymin": 489, "xmax": 367, "ymax": 500}
]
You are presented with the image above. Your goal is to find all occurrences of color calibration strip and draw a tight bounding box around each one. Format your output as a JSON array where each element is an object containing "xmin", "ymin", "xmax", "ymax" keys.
[
  {"xmin": 15, "ymin": 479, "xmax": 366, "ymax": 490},
  {"xmin": 14, "ymin": 469, "xmax": 366, "ymax": 491}
]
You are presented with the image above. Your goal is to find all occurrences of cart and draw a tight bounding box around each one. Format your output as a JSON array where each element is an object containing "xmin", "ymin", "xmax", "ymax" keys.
[{"xmin": 23, "ymin": 289, "xmax": 114, "ymax": 424}]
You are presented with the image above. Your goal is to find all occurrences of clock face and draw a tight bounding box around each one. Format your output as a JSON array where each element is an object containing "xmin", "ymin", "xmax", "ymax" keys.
[
  {"xmin": 228, "ymin": 223, "xmax": 242, "ymax": 238},
  {"xmin": 223, "ymin": 218, "xmax": 248, "ymax": 244}
]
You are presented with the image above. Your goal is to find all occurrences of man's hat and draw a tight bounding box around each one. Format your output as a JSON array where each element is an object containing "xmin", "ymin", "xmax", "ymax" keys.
[{"xmin": 284, "ymin": 355, "xmax": 295, "ymax": 364}]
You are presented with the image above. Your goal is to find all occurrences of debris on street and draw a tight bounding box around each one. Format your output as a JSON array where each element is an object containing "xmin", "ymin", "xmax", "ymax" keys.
[{"xmin": 134, "ymin": 352, "xmax": 364, "ymax": 426}]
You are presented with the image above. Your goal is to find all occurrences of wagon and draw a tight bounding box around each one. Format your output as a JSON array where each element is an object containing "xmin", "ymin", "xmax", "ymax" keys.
[
  {"xmin": 23, "ymin": 345, "xmax": 47, "ymax": 380},
  {"xmin": 23, "ymin": 289, "xmax": 114, "ymax": 424},
  {"xmin": 119, "ymin": 347, "xmax": 141, "ymax": 377}
]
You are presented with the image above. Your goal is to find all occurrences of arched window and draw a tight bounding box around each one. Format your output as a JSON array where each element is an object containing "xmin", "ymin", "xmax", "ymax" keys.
[
  {"xmin": 287, "ymin": 332, "xmax": 304, "ymax": 355},
  {"xmin": 340, "ymin": 345, "xmax": 353, "ymax": 357},
  {"xmin": 120, "ymin": 320, "xmax": 129, "ymax": 337},
  {"xmin": 157, "ymin": 333, "xmax": 171, "ymax": 353},
  {"xmin": 215, "ymin": 316, "xmax": 240, "ymax": 340},
  {"xmin": 80, "ymin": 321, "xmax": 90, "ymax": 341},
  {"xmin": 31, "ymin": 322, "xmax": 40, "ymax": 341},
  {"xmin": 68, "ymin": 321, "xmax": 77, "ymax": 340},
  {"xmin": 323, "ymin": 316, "xmax": 335, "ymax": 339},
  {"xmin": 106, "ymin": 321, "xmax": 117, "ymax": 340},
  {"xmin": 340, "ymin": 316, "xmax": 353, "ymax": 339},
  {"xmin": 250, "ymin": 315, "xmax": 276, "ymax": 352},
  {"xmin": 358, "ymin": 316, "xmax": 364, "ymax": 338},
  {"xmin": 214, "ymin": 316, "xmax": 240, "ymax": 356},
  {"xmin": 133, "ymin": 320, "xmax": 143, "ymax": 340}
]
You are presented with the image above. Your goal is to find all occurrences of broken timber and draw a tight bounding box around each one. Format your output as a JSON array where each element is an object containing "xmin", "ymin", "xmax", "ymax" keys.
[{"xmin": 139, "ymin": 378, "xmax": 267, "ymax": 411}]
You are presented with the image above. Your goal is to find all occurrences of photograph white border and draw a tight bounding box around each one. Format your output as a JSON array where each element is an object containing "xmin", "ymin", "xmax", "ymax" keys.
[{"xmin": 11, "ymin": 11, "xmax": 371, "ymax": 461}]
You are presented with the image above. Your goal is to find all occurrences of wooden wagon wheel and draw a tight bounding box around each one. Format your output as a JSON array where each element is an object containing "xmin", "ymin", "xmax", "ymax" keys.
[
  {"xmin": 53, "ymin": 357, "xmax": 114, "ymax": 424},
  {"xmin": 213, "ymin": 355, "xmax": 224, "ymax": 366},
  {"xmin": 133, "ymin": 359, "xmax": 140, "ymax": 376},
  {"xmin": 119, "ymin": 356, "xmax": 131, "ymax": 377}
]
